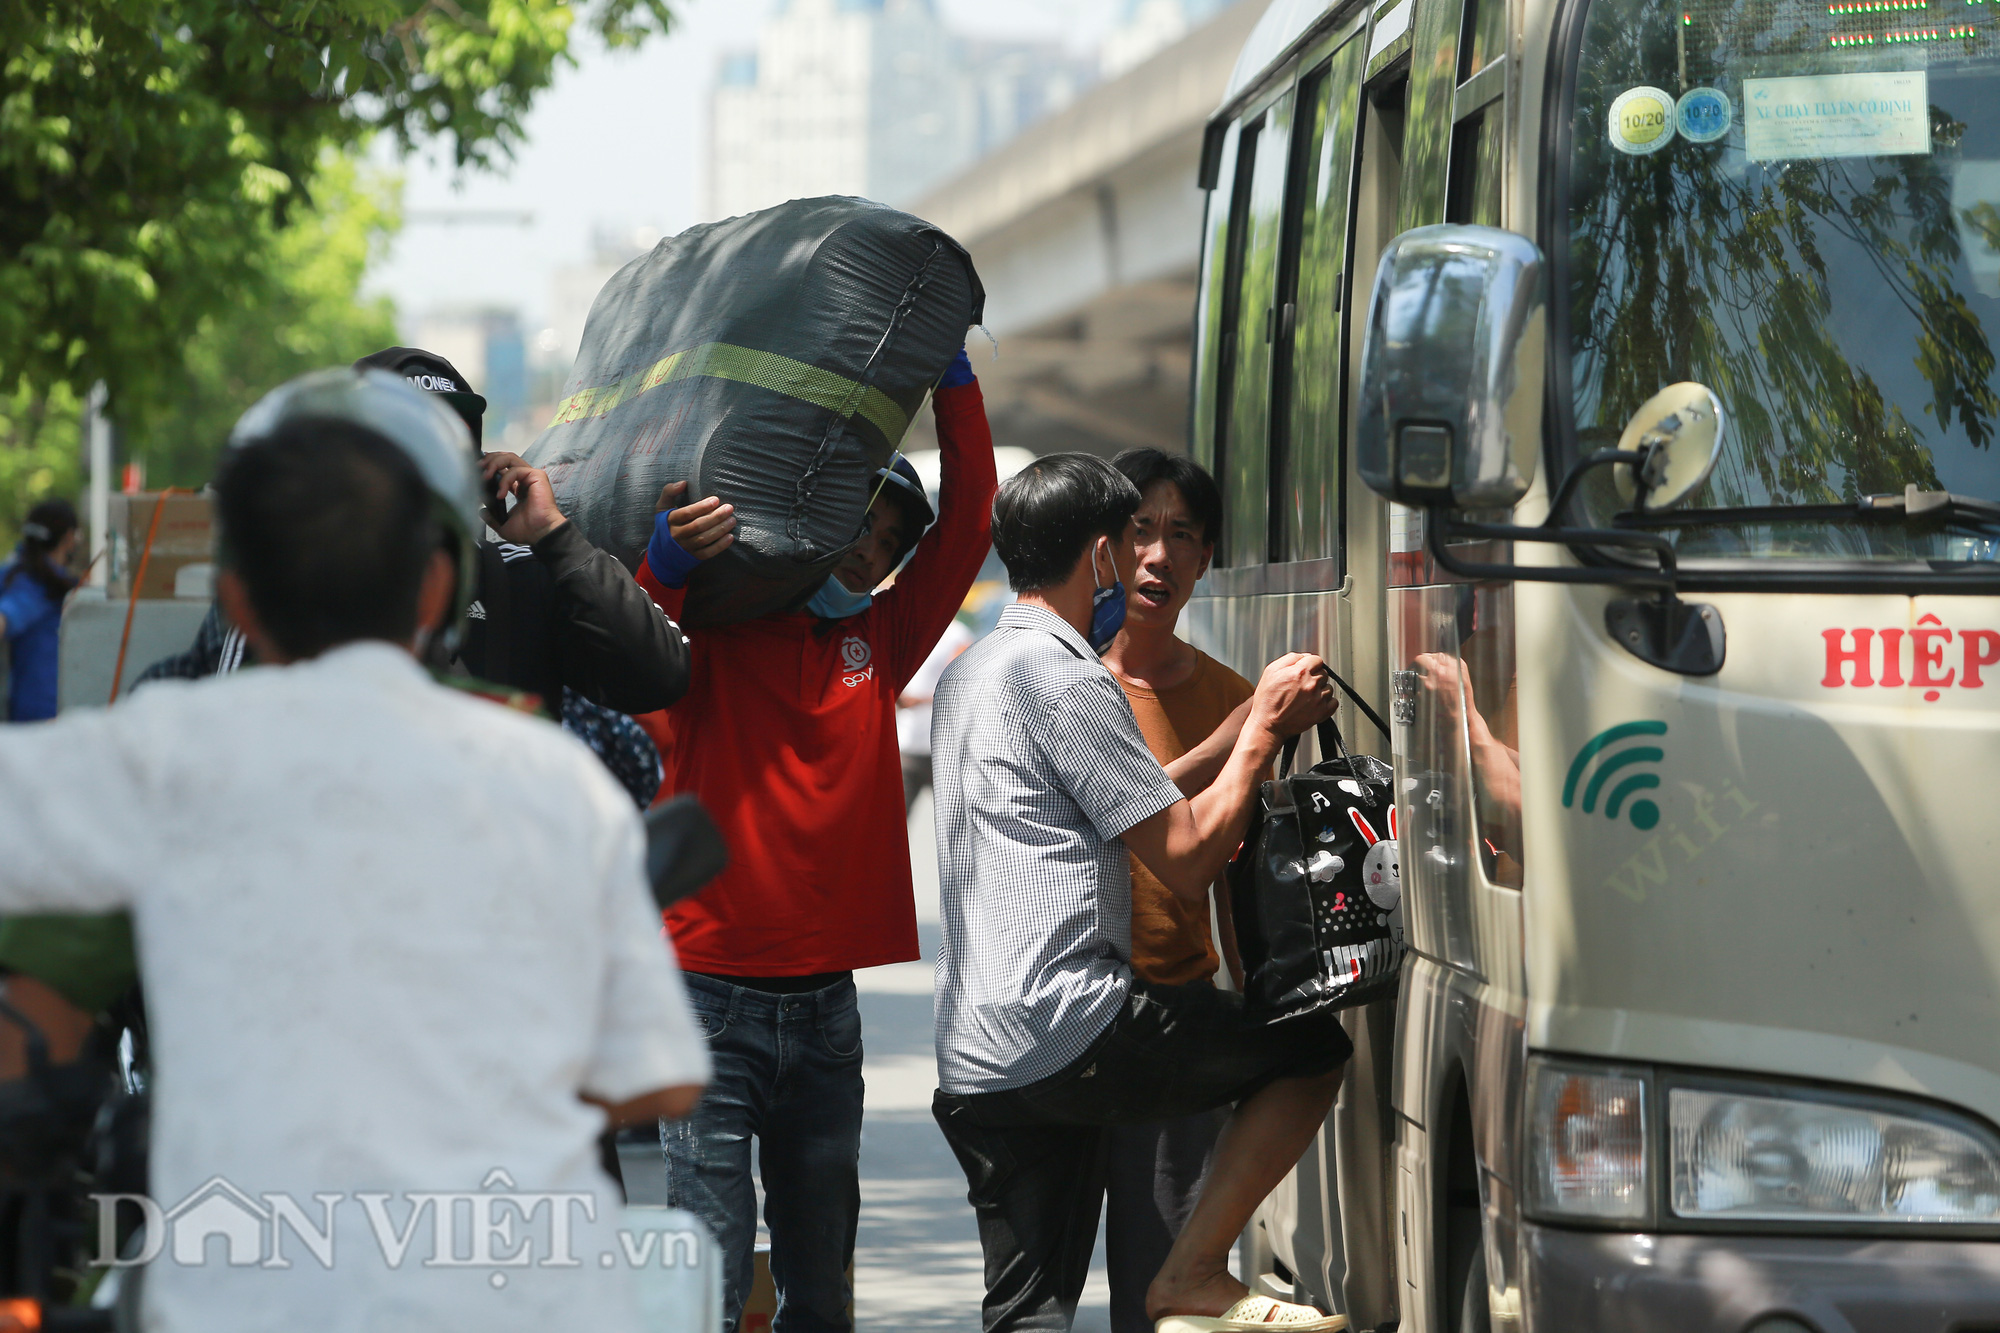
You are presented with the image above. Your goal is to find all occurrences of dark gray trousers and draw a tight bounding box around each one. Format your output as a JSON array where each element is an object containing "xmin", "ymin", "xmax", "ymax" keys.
[{"xmin": 1104, "ymin": 1110, "xmax": 1226, "ymax": 1333}]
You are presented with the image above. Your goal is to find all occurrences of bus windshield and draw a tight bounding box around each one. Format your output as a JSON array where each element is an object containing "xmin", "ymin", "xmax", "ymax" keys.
[{"xmin": 1564, "ymin": 0, "xmax": 2000, "ymax": 559}]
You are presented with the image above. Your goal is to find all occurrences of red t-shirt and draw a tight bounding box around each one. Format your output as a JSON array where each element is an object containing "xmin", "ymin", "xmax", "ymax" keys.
[{"xmin": 634, "ymin": 382, "xmax": 997, "ymax": 975}]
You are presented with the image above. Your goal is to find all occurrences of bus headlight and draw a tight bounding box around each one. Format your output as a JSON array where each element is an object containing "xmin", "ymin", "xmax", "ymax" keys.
[
  {"xmin": 1526, "ymin": 1058, "xmax": 1652, "ymax": 1224},
  {"xmin": 1670, "ymin": 1085, "xmax": 2000, "ymax": 1224}
]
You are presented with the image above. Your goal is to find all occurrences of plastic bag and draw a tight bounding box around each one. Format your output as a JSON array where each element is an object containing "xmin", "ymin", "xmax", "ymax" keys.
[{"xmin": 524, "ymin": 196, "xmax": 983, "ymax": 626}]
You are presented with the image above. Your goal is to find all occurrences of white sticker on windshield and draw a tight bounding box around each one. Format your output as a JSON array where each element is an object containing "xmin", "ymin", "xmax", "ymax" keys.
[
  {"xmin": 1743, "ymin": 72, "xmax": 1930, "ymax": 162},
  {"xmin": 1677, "ymin": 87, "xmax": 1732, "ymax": 143},
  {"xmin": 1609, "ymin": 87, "xmax": 1678, "ymax": 155}
]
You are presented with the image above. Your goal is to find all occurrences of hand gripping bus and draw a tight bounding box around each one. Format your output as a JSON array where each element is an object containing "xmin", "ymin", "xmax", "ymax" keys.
[{"xmin": 1188, "ymin": 0, "xmax": 2000, "ymax": 1329}]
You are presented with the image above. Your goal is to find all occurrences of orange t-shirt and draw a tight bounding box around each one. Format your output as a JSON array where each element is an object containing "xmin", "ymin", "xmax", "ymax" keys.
[{"xmin": 1114, "ymin": 649, "xmax": 1256, "ymax": 986}]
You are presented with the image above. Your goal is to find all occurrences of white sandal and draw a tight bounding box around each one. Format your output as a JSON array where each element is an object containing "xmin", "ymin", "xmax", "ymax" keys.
[{"xmin": 1154, "ymin": 1293, "xmax": 1351, "ymax": 1331}]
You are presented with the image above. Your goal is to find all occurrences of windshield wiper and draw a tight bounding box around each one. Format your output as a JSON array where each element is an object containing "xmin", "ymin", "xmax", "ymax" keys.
[
  {"xmin": 1616, "ymin": 488, "xmax": 2000, "ymax": 533},
  {"xmin": 1857, "ymin": 485, "xmax": 2000, "ymax": 527}
]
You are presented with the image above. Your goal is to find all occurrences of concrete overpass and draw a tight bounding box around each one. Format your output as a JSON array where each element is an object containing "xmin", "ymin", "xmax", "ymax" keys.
[{"xmin": 903, "ymin": 0, "xmax": 1270, "ymax": 460}]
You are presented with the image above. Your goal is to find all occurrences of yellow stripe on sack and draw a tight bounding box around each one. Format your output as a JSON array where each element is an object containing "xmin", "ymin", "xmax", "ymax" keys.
[{"xmin": 549, "ymin": 343, "xmax": 910, "ymax": 442}]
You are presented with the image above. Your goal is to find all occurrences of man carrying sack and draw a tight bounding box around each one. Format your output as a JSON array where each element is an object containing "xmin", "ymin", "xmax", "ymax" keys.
[{"xmin": 634, "ymin": 349, "xmax": 997, "ymax": 1332}]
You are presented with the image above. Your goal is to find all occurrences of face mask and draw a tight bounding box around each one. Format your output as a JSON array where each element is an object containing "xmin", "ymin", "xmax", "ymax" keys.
[
  {"xmin": 806, "ymin": 573, "xmax": 874, "ymax": 620},
  {"xmin": 1088, "ymin": 541, "xmax": 1126, "ymax": 654}
]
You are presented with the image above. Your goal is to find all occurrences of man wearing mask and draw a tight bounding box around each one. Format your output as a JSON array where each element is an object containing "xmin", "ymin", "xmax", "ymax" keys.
[
  {"xmin": 930, "ymin": 454, "xmax": 1350, "ymax": 1333},
  {"xmin": 632, "ymin": 348, "xmax": 996, "ymax": 1333}
]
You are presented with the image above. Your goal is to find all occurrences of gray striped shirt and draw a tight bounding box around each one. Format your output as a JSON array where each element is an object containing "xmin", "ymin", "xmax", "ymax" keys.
[{"xmin": 930, "ymin": 603, "xmax": 1185, "ymax": 1094}]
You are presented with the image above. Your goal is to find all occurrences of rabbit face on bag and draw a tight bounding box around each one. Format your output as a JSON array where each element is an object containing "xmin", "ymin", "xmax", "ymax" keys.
[{"xmin": 1348, "ymin": 806, "xmax": 1402, "ymax": 911}]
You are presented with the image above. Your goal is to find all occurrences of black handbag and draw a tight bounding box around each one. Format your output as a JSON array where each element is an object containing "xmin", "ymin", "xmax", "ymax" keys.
[{"xmin": 1228, "ymin": 678, "xmax": 1403, "ymax": 1019}]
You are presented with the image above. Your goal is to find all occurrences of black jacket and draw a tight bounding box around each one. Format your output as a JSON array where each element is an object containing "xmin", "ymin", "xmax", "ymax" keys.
[
  {"xmin": 457, "ymin": 522, "xmax": 689, "ymax": 714},
  {"xmin": 138, "ymin": 523, "xmax": 689, "ymax": 715}
]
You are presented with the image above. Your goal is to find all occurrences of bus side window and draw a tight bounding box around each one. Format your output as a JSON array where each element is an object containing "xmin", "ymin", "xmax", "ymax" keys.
[
  {"xmin": 1439, "ymin": 16, "xmax": 1515, "ymax": 883},
  {"xmin": 1445, "ymin": 106, "xmax": 1504, "ymax": 228},
  {"xmin": 1270, "ymin": 41, "xmax": 1365, "ymax": 567},
  {"xmin": 1213, "ymin": 101, "xmax": 1292, "ymax": 569},
  {"xmin": 1460, "ymin": 0, "xmax": 1505, "ymax": 81},
  {"xmin": 1345, "ymin": 76, "xmax": 1406, "ymax": 512},
  {"xmin": 1445, "ymin": 0, "xmax": 1505, "ymax": 229}
]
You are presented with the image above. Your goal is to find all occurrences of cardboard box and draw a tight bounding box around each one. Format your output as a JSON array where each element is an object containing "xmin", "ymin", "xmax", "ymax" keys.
[
  {"xmin": 738, "ymin": 1243, "xmax": 777, "ymax": 1333},
  {"xmin": 736, "ymin": 1245, "xmax": 854, "ymax": 1332},
  {"xmin": 106, "ymin": 491, "xmax": 214, "ymax": 601}
]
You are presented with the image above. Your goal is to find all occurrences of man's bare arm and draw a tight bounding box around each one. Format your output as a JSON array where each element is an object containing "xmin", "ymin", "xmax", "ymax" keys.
[
  {"xmin": 1161, "ymin": 699, "xmax": 1251, "ymax": 797},
  {"xmin": 1123, "ymin": 655, "xmax": 1334, "ymax": 903}
]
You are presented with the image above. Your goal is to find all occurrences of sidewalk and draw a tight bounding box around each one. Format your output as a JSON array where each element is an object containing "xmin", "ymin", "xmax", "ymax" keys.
[{"xmin": 851, "ymin": 786, "xmax": 1113, "ymax": 1331}]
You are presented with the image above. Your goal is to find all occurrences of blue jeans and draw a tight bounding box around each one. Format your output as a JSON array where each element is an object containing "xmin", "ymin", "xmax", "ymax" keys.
[{"xmin": 662, "ymin": 972, "xmax": 865, "ymax": 1333}]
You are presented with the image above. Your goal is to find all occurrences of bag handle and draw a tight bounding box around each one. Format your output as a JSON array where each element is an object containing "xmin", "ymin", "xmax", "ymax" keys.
[
  {"xmin": 1280, "ymin": 719, "xmax": 1351, "ymax": 779},
  {"xmin": 1324, "ymin": 665, "xmax": 1392, "ymax": 742},
  {"xmin": 1277, "ymin": 664, "xmax": 1391, "ymax": 778}
]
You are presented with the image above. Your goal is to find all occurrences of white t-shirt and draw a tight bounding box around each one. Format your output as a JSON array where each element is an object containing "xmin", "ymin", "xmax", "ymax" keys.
[
  {"xmin": 896, "ymin": 618, "xmax": 973, "ymax": 758},
  {"xmin": 0, "ymin": 642, "xmax": 708, "ymax": 1333}
]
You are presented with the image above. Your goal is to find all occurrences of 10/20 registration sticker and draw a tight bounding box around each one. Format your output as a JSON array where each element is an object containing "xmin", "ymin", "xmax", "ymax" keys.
[
  {"xmin": 1677, "ymin": 86, "xmax": 1732, "ymax": 143},
  {"xmin": 1609, "ymin": 86, "xmax": 1678, "ymax": 155}
]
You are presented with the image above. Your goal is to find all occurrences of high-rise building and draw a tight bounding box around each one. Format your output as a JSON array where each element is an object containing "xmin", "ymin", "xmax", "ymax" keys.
[
  {"xmin": 540, "ymin": 224, "xmax": 661, "ymax": 375},
  {"xmin": 408, "ymin": 309, "xmax": 529, "ymax": 444},
  {"xmin": 959, "ymin": 37, "xmax": 1096, "ymax": 159},
  {"xmin": 706, "ymin": 0, "xmax": 972, "ymax": 221},
  {"xmin": 1101, "ymin": 0, "xmax": 1235, "ymax": 77}
]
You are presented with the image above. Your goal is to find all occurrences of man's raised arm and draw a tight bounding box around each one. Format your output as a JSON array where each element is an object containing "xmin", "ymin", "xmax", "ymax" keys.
[
  {"xmin": 1121, "ymin": 653, "xmax": 1336, "ymax": 903},
  {"xmin": 481, "ymin": 451, "xmax": 692, "ymax": 713},
  {"xmin": 878, "ymin": 361, "xmax": 999, "ymax": 681}
]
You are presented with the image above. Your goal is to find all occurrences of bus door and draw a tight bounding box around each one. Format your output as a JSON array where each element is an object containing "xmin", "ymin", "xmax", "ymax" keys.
[
  {"xmin": 1189, "ymin": 5, "xmax": 1408, "ymax": 1323},
  {"xmin": 1374, "ymin": 0, "xmax": 1543, "ymax": 1322}
]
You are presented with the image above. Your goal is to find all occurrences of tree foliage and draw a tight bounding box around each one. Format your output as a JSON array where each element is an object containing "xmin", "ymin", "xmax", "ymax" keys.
[
  {"xmin": 1565, "ymin": 0, "xmax": 2000, "ymax": 554},
  {"xmin": 145, "ymin": 154, "xmax": 404, "ymax": 490},
  {"xmin": 0, "ymin": 153, "xmax": 403, "ymax": 549},
  {"xmin": 0, "ymin": 385, "xmax": 83, "ymax": 560},
  {"xmin": 0, "ymin": 0, "xmax": 672, "ymax": 429}
]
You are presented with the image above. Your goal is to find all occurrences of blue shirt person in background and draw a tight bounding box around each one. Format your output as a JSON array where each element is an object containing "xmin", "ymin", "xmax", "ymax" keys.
[{"xmin": 0, "ymin": 499, "xmax": 80, "ymax": 722}]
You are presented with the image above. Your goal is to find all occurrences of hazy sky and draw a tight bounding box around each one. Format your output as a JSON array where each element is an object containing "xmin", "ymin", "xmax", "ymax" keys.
[{"xmin": 365, "ymin": 0, "xmax": 1130, "ymax": 338}]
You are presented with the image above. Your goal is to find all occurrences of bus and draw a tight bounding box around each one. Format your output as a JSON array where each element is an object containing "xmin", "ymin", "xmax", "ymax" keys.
[{"xmin": 1185, "ymin": 0, "xmax": 2000, "ymax": 1327}]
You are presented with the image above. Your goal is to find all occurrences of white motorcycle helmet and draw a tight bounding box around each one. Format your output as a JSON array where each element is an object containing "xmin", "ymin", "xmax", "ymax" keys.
[{"xmin": 226, "ymin": 368, "xmax": 484, "ymax": 654}]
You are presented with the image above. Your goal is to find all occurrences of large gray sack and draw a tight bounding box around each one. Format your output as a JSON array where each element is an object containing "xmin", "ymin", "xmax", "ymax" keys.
[{"xmin": 523, "ymin": 196, "xmax": 983, "ymax": 627}]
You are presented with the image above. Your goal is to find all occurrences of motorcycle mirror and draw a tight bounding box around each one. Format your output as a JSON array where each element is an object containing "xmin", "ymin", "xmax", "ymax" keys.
[
  {"xmin": 1613, "ymin": 382, "xmax": 1725, "ymax": 511},
  {"xmin": 644, "ymin": 795, "xmax": 729, "ymax": 909}
]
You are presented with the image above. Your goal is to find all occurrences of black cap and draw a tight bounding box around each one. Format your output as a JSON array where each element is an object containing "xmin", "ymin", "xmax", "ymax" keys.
[
  {"xmin": 353, "ymin": 347, "xmax": 488, "ymax": 447},
  {"xmin": 875, "ymin": 455, "xmax": 935, "ymax": 565}
]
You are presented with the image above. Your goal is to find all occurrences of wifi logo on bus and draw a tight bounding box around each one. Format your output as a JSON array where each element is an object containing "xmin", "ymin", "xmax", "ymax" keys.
[{"xmin": 1563, "ymin": 722, "xmax": 1668, "ymax": 831}]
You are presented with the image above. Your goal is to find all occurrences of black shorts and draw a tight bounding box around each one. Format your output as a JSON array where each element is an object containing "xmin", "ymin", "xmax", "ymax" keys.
[
  {"xmin": 931, "ymin": 982, "xmax": 1352, "ymax": 1331},
  {"xmin": 936, "ymin": 978, "xmax": 1352, "ymax": 1129}
]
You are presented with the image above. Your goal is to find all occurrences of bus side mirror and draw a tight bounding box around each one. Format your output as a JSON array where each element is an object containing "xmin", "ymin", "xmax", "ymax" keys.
[{"xmin": 1356, "ymin": 225, "xmax": 1546, "ymax": 511}]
